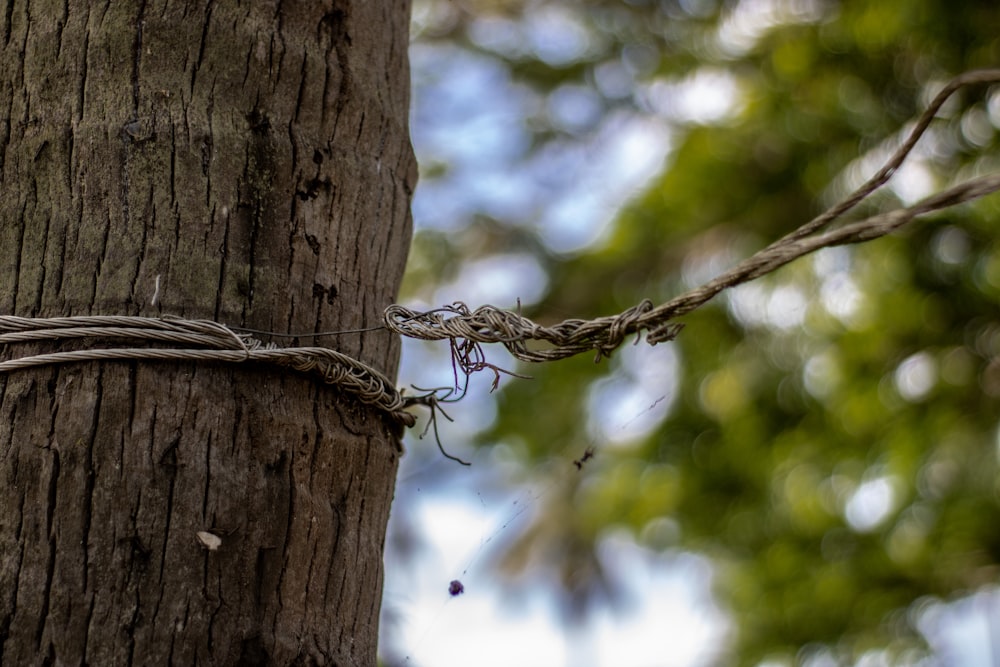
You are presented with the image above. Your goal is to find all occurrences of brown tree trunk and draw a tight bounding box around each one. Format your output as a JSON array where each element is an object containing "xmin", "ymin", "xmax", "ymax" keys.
[{"xmin": 0, "ymin": 1, "xmax": 415, "ymax": 665}]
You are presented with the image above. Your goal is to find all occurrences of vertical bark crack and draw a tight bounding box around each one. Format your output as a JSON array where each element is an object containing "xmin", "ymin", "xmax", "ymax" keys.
[
  {"xmin": 36, "ymin": 449, "xmax": 60, "ymax": 650},
  {"xmin": 2, "ymin": 0, "xmax": 14, "ymax": 48},
  {"xmin": 75, "ymin": 32, "xmax": 87, "ymax": 122},
  {"xmin": 190, "ymin": 2, "xmax": 212, "ymax": 95},
  {"xmin": 80, "ymin": 367, "xmax": 104, "ymax": 597},
  {"xmin": 201, "ymin": 429, "xmax": 212, "ymax": 520},
  {"xmin": 130, "ymin": 0, "xmax": 146, "ymax": 114}
]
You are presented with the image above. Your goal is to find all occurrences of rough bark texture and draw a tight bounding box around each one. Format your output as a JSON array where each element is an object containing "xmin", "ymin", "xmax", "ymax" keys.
[{"xmin": 0, "ymin": 1, "xmax": 415, "ymax": 665}]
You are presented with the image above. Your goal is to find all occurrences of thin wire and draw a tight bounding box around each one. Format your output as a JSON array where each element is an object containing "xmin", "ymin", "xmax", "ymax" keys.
[{"xmin": 229, "ymin": 324, "xmax": 387, "ymax": 337}]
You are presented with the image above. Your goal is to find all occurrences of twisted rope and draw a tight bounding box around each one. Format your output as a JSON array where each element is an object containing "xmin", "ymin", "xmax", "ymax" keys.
[
  {"xmin": 384, "ymin": 299, "xmax": 682, "ymax": 364},
  {"xmin": 383, "ymin": 173, "xmax": 1000, "ymax": 359},
  {"xmin": 2, "ymin": 71, "xmax": 998, "ymax": 436},
  {"xmin": 0, "ymin": 315, "xmax": 414, "ymax": 426},
  {"xmin": 385, "ymin": 70, "xmax": 1000, "ymax": 359}
]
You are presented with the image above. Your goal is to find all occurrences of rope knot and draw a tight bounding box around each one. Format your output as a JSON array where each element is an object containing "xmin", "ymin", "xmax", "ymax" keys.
[{"xmin": 598, "ymin": 298, "xmax": 653, "ymax": 359}]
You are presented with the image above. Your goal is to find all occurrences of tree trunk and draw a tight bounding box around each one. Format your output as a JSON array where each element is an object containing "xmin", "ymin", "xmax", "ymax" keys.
[{"xmin": 0, "ymin": 1, "xmax": 415, "ymax": 665}]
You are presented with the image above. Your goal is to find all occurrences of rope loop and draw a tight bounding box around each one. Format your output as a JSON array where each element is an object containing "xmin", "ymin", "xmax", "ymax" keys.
[{"xmin": 0, "ymin": 315, "xmax": 412, "ymax": 426}]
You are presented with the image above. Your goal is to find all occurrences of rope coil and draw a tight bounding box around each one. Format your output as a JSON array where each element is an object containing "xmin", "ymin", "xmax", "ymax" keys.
[{"xmin": 0, "ymin": 315, "xmax": 414, "ymax": 426}]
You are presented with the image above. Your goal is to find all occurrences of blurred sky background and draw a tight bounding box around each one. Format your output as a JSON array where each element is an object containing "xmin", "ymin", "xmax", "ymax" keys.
[{"xmin": 377, "ymin": 1, "xmax": 1000, "ymax": 665}]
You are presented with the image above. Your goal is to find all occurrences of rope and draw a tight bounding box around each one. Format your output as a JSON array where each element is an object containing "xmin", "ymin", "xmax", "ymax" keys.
[
  {"xmin": 384, "ymin": 300, "xmax": 684, "ymax": 364},
  {"xmin": 385, "ymin": 70, "xmax": 1000, "ymax": 361},
  {"xmin": 0, "ymin": 315, "xmax": 414, "ymax": 427},
  {"xmin": 1, "ymin": 70, "xmax": 998, "ymax": 436},
  {"xmin": 384, "ymin": 174, "xmax": 1000, "ymax": 361}
]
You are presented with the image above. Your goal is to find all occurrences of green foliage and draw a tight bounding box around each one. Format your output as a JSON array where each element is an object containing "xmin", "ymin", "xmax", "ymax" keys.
[{"xmin": 405, "ymin": 0, "xmax": 1000, "ymax": 663}]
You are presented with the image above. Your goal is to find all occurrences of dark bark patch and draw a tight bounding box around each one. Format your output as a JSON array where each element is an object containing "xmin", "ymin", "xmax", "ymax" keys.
[
  {"xmin": 124, "ymin": 534, "xmax": 152, "ymax": 575},
  {"xmin": 158, "ymin": 435, "xmax": 180, "ymax": 471},
  {"xmin": 295, "ymin": 176, "xmax": 331, "ymax": 201},
  {"xmin": 200, "ymin": 135, "xmax": 212, "ymax": 177},
  {"xmin": 239, "ymin": 634, "xmax": 270, "ymax": 666},
  {"xmin": 311, "ymin": 283, "xmax": 337, "ymax": 305},
  {"xmin": 264, "ymin": 451, "xmax": 287, "ymax": 476},
  {"xmin": 33, "ymin": 140, "xmax": 49, "ymax": 162},
  {"xmin": 246, "ymin": 108, "xmax": 271, "ymax": 135},
  {"xmin": 304, "ymin": 234, "xmax": 321, "ymax": 255},
  {"xmin": 319, "ymin": 9, "xmax": 351, "ymax": 46}
]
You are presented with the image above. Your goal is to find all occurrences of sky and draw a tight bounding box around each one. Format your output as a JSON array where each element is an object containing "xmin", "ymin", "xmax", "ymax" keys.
[{"xmin": 383, "ymin": 482, "xmax": 727, "ymax": 667}]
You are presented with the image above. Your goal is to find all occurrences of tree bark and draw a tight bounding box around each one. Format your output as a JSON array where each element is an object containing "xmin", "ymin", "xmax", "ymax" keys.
[{"xmin": 0, "ymin": 1, "xmax": 415, "ymax": 665}]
